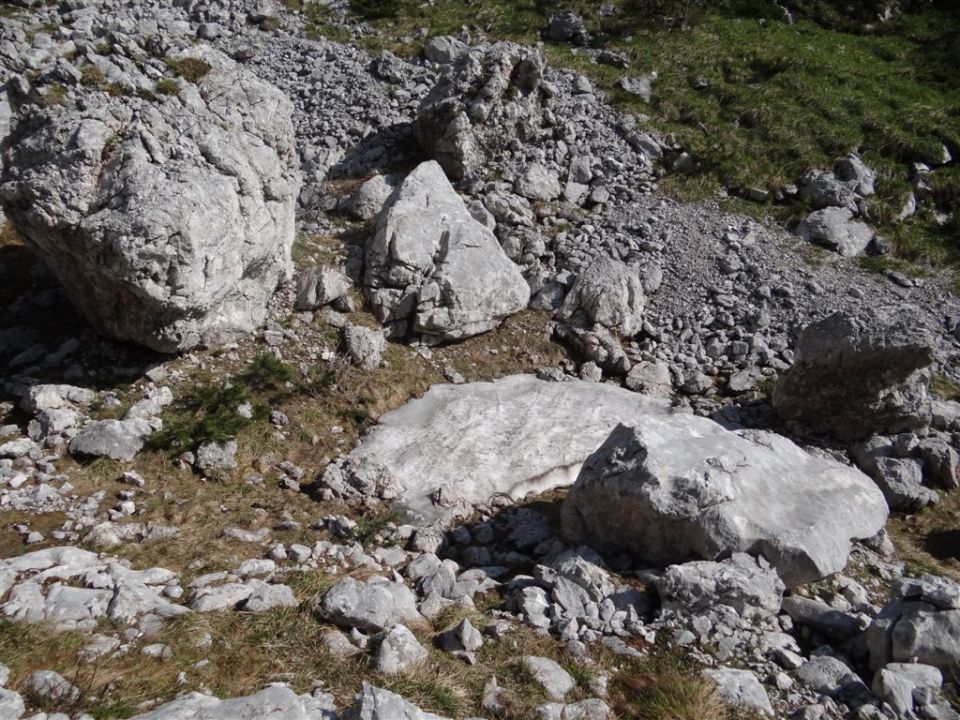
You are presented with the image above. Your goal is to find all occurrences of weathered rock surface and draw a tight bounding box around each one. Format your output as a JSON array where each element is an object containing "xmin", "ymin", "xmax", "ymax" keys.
[
  {"xmin": 0, "ymin": 546, "xmax": 187, "ymax": 631},
  {"xmin": 561, "ymin": 422, "xmax": 888, "ymax": 587},
  {"xmin": 797, "ymin": 206, "xmax": 874, "ymax": 257},
  {"xmin": 852, "ymin": 436, "xmax": 939, "ymax": 510},
  {"xmin": 343, "ymin": 683, "xmax": 450, "ymax": 720},
  {"xmin": 373, "ymin": 624, "xmax": 429, "ymax": 674},
  {"xmin": 522, "ymin": 656, "xmax": 575, "ymax": 701},
  {"xmin": 555, "ymin": 256, "xmax": 646, "ymax": 337},
  {"xmin": 867, "ymin": 576, "xmax": 960, "ymax": 673},
  {"xmin": 318, "ymin": 375, "xmax": 675, "ymax": 524},
  {"xmin": 704, "ymin": 668, "xmax": 774, "ymax": 717},
  {"xmin": 656, "ymin": 553, "xmax": 785, "ymax": 620},
  {"xmin": 296, "ymin": 265, "xmax": 352, "ymax": 311},
  {"xmin": 363, "ymin": 161, "xmax": 529, "ymax": 343},
  {"xmin": 127, "ymin": 685, "xmax": 335, "ymax": 719},
  {"xmin": 416, "ymin": 43, "xmax": 550, "ymax": 180},
  {"xmin": 315, "ymin": 576, "xmax": 425, "ymax": 632},
  {"xmin": 1, "ymin": 46, "xmax": 300, "ymax": 352},
  {"xmin": 773, "ymin": 307, "xmax": 934, "ymax": 440}
]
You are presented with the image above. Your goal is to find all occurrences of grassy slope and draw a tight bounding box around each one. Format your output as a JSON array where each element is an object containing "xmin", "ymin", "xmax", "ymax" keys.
[{"xmin": 300, "ymin": 0, "xmax": 960, "ymax": 268}]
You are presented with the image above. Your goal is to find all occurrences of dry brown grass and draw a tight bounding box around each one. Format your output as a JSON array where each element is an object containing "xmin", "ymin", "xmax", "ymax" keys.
[
  {"xmin": 610, "ymin": 661, "xmax": 738, "ymax": 720},
  {"xmin": 888, "ymin": 489, "xmax": 960, "ymax": 583}
]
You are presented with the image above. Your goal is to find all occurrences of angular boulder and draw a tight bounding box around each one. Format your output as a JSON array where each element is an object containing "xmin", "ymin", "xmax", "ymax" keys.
[
  {"xmin": 556, "ymin": 257, "xmax": 646, "ymax": 337},
  {"xmin": 1, "ymin": 47, "xmax": 300, "ymax": 353},
  {"xmin": 315, "ymin": 576, "xmax": 425, "ymax": 633},
  {"xmin": 704, "ymin": 668, "xmax": 774, "ymax": 717},
  {"xmin": 561, "ymin": 422, "xmax": 888, "ymax": 587},
  {"xmin": 867, "ymin": 575, "xmax": 960, "ymax": 672},
  {"xmin": 772, "ymin": 307, "xmax": 934, "ymax": 440},
  {"xmin": 416, "ymin": 43, "xmax": 550, "ymax": 180},
  {"xmin": 797, "ymin": 207, "xmax": 873, "ymax": 256},
  {"xmin": 364, "ymin": 161, "xmax": 529, "ymax": 344},
  {"xmin": 318, "ymin": 374, "xmax": 674, "ymax": 524}
]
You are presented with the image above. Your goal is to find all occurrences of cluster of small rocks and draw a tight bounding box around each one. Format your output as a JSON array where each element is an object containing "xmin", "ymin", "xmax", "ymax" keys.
[{"xmin": 1, "ymin": 1, "xmax": 960, "ymax": 719}]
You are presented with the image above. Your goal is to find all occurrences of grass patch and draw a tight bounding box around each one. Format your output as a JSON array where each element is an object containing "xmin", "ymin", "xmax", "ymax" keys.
[
  {"xmin": 610, "ymin": 656, "xmax": 739, "ymax": 720},
  {"xmin": 931, "ymin": 373, "xmax": 960, "ymax": 401},
  {"xmin": 154, "ymin": 78, "xmax": 179, "ymax": 96},
  {"xmin": 281, "ymin": 0, "xmax": 354, "ymax": 42},
  {"xmin": 164, "ymin": 57, "xmax": 212, "ymax": 83},
  {"xmin": 39, "ymin": 83, "xmax": 67, "ymax": 106},
  {"xmin": 334, "ymin": 0, "xmax": 960, "ymax": 269},
  {"xmin": 80, "ymin": 65, "xmax": 105, "ymax": 87}
]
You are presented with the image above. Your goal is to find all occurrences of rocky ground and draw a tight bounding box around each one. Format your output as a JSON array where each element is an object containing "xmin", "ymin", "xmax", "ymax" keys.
[{"xmin": 0, "ymin": 1, "xmax": 959, "ymax": 719}]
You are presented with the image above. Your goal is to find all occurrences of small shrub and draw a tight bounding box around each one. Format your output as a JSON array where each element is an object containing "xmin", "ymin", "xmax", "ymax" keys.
[
  {"xmin": 164, "ymin": 57, "xmax": 212, "ymax": 83},
  {"xmin": 339, "ymin": 405, "xmax": 373, "ymax": 431},
  {"xmin": 154, "ymin": 78, "xmax": 179, "ymax": 96},
  {"xmin": 240, "ymin": 353, "xmax": 294, "ymax": 391},
  {"xmin": 147, "ymin": 384, "xmax": 251, "ymax": 452},
  {"xmin": 94, "ymin": 41, "xmax": 113, "ymax": 55},
  {"xmin": 80, "ymin": 65, "xmax": 105, "ymax": 87},
  {"xmin": 101, "ymin": 133, "xmax": 119, "ymax": 162},
  {"xmin": 299, "ymin": 368, "xmax": 336, "ymax": 397}
]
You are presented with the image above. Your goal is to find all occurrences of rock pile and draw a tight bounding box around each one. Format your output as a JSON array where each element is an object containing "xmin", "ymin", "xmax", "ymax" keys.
[
  {"xmin": 416, "ymin": 43, "xmax": 551, "ymax": 180},
  {"xmin": 795, "ymin": 153, "xmax": 879, "ymax": 256}
]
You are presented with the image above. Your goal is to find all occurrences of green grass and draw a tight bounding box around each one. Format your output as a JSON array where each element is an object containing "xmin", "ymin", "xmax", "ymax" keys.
[
  {"xmin": 147, "ymin": 384, "xmax": 253, "ymax": 452},
  {"xmin": 305, "ymin": 0, "xmax": 960, "ymax": 269},
  {"xmin": 281, "ymin": 0, "xmax": 353, "ymax": 41}
]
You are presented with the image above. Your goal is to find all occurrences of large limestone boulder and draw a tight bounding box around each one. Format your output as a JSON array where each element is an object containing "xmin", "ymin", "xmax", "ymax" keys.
[
  {"xmin": 772, "ymin": 307, "xmax": 934, "ymax": 440},
  {"xmin": 319, "ymin": 375, "xmax": 675, "ymax": 524},
  {"xmin": 416, "ymin": 43, "xmax": 550, "ymax": 180},
  {"xmin": 561, "ymin": 422, "xmax": 888, "ymax": 587},
  {"xmin": 364, "ymin": 161, "xmax": 529, "ymax": 344},
  {"xmin": 1, "ymin": 47, "xmax": 300, "ymax": 353}
]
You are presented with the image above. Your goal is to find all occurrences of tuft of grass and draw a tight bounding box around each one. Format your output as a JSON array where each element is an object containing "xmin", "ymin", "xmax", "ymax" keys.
[
  {"xmin": 101, "ymin": 133, "xmax": 119, "ymax": 162},
  {"xmin": 39, "ymin": 83, "xmax": 67, "ymax": 106},
  {"xmin": 611, "ymin": 664, "xmax": 733, "ymax": 720},
  {"xmin": 80, "ymin": 65, "xmax": 105, "ymax": 87},
  {"xmin": 154, "ymin": 78, "xmax": 179, "ymax": 96},
  {"xmin": 931, "ymin": 373, "xmax": 960, "ymax": 401},
  {"xmin": 164, "ymin": 57, "xmax": 212, "ymax": 83}
]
